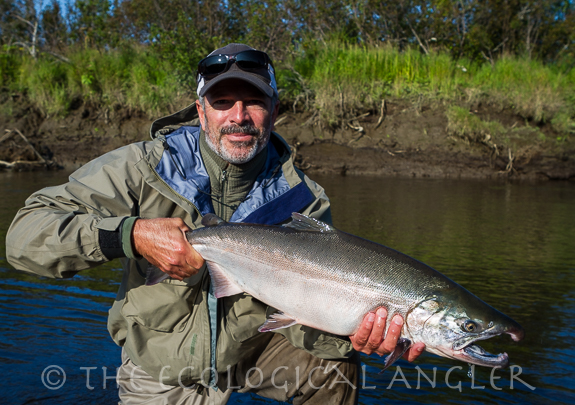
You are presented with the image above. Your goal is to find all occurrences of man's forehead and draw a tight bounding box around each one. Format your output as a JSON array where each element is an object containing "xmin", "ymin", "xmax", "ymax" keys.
[{"xmin": 205, "ymin": 79, "xmax": 268, "ymax": 99}]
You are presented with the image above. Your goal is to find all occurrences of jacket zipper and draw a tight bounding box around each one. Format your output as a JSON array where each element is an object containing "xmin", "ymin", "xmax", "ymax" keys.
[{"xmin": 219, "ymin": 169, "xmax": 227, "ymax": 218}]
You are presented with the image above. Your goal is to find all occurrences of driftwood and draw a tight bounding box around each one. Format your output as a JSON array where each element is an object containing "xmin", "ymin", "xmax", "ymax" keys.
[
  {"xmin": 0, "ymin": 129, "xmax": 51, "ymax": 170},
  {"xmin": 374, "ymin": 99, "xmax": 386, "ymax": 129},
  {"xmin": 0, "ymin": 159, "xmax": 47, "ymax": 169}
]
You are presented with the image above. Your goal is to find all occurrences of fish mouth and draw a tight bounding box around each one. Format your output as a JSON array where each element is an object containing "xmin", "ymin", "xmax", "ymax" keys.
[
  {"xmin": 459, "ymin": 344, "xmax": 509, "ymax": 368},
  {"xmin": 450, "ymin": 327, "xmax": 523, "ymax": 368}
]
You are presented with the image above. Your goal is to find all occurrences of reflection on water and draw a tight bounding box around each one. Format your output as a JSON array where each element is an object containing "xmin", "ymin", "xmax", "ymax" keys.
[
  {"xmin": 0, "ymin": 171, "xmax": 123, "ymax": 405},
  {"xmin": 1, "ymin": 171, "xmax": 574, "ymax": 404},
  {"xmin": 314, "ymin": 175, "xmax": 575, "ymax": 405}
]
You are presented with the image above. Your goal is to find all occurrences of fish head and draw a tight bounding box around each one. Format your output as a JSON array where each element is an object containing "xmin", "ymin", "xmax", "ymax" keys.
[{"xmin": 406, "ymin": 286, "xmax": 524, "ymax": 368}]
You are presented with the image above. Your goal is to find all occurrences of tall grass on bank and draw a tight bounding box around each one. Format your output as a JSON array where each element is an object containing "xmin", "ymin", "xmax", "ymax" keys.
[
  {"xmin": 282, "ymin": 43, "xmax": 464, "ymax": 125},
  {"xmin": 1, "ymin": 42, "xmax": 574, "ymax": 137},
  {"xmin": 279, "ymin": 42, "xmax": 574, "ymax": 131},
  {"xmin": 1, "ymin": 46, "xmax": 186, "ymax": 117}
]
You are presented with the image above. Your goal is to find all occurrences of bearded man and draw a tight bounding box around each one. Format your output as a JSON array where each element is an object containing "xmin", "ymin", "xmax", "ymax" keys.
[{"xmin": 7, "ymin": 43, "xmax": 423, "ymax": 404}]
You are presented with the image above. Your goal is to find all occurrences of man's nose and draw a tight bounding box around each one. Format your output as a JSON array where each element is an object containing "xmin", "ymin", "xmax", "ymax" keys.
[{"xmin": 229, "ymin": 101, "xmax": 249, "ymax": 125}]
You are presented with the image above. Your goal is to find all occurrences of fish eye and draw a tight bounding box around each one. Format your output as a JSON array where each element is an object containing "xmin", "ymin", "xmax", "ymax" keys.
[{"xmin": 462, "ymin": 320, "xmax": 479, "ymax": 333}]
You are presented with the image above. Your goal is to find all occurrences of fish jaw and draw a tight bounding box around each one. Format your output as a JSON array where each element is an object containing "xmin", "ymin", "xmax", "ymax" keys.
[
  {"xmin": 506, "ymin": 325, "xmax": 525, "ymax": 342},
  {"xmin": 427, "ymin": 331, "xmax": 511, "ymax": 368},
  {"xmin": 425, "ymin": 332, "xmax": 512, "ymax": 368},
  {"xmin": 454, "ymin": 345, "xmax": 509, "ymax": 368},
  {"xmin": 444, "ymin": 322, "xmax": 524, "ymax": 368},
  {"xmin": 406, "ymin": 290, "xmax": 524, "ymax": 368}
]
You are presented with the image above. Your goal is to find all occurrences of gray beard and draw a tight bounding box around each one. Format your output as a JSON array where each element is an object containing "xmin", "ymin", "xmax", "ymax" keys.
[
  {"xmin": 205, "ymin": 132, "xmax": 261, "ymax": 165},
  {"xmin": 204, "ymin": 121, "xmax": 269, "ymax": 165}
]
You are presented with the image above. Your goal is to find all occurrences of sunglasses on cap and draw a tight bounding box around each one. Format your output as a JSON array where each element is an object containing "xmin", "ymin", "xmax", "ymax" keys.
[{"xmin": 197, "ymin": 50, "xmax": 273, "ymax": 80}]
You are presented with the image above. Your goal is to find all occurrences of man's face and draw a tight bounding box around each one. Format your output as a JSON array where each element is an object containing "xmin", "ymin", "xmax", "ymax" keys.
[{"xmin": 196, "ymin": 80, "xmax": 279, "ymax": 164}]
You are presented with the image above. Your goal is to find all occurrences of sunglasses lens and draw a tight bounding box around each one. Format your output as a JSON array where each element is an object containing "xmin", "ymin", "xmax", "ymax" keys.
[
  {"xmin": 235, "ymin": 51, "xmax": 268, "ymax": 70},
  {"xmin": 199, "ymin": 55, "xmax": 229, "ymax": 75},
  {"xmin": 197, "ymin": 50, "xmax": 272, "ymax": 82}
]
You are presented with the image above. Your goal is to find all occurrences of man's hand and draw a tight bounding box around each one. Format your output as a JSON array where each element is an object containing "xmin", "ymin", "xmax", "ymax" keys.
[
  {"xmin": 132, "ymin": 218, "xmax": 204, "ymax": 281},
  {"xmin": 349, "ymin": 307, "xmax": 425, "ymax": 362}
]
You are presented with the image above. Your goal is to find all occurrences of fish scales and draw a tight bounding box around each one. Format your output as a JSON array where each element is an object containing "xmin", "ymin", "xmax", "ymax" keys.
[
  {"xmin": 147, "ymin": 212, "xmax": 525, "ymax": 369},
  {"xmin": 190, "ymin": 222, "xmax": 449, "ymax": 336}
]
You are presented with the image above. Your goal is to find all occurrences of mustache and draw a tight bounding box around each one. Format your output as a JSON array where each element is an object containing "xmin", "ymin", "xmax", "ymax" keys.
[{"xmin": 219, "ymin": 125, "xmax": 260, "ymax": 136}]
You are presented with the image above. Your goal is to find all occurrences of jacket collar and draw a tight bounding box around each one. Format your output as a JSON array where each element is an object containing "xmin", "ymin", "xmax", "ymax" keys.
[{"xmin": 150, "ymin": 127, "xmax": 314, "ymax": 225}]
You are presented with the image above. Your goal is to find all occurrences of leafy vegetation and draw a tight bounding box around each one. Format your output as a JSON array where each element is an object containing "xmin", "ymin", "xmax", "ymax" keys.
[{"xmin": 0, "ymin": 0, "xmax": 573, "ymax": 148}]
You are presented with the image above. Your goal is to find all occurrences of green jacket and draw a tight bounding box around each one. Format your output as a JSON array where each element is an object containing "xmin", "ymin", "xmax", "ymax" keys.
[{"xmin": 6, "ymin": 125, "xmax": 354, "ymax": 387}]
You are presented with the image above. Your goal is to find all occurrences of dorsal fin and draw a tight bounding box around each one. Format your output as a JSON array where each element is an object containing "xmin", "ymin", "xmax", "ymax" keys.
[
  {"xmin": 282, "ymin": 212, "xmax": 335, "ymax": 233},
  {"xmin": 202, "ymin": 213, "xmax": 225, "ymax": 227}
]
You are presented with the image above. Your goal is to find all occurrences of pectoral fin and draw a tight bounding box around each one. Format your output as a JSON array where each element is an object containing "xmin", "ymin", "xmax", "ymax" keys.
[
  {"xmin": 258, "ymin": 311, "xmax": 298, "ymax": 332},
  {"xmin": 379, "ymin": 338, "xmax": 412, "ymax": 373}
]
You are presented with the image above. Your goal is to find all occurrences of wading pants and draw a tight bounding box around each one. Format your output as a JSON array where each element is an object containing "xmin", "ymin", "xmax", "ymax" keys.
[{"xmin": 118, "ymin": 333, "xmax": 360, "ymax": 405}]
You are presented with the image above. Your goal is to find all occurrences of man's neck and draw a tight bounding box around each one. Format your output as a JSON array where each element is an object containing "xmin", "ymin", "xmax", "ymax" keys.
[{"xmin": 199, "ymin": 131, "xmax": 268, "ymax": 220}]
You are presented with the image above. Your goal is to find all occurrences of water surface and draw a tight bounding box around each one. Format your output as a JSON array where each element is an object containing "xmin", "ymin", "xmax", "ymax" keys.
[{"xmin": 1, "ymin": 171, "xmax": 574, "ymax": 404}]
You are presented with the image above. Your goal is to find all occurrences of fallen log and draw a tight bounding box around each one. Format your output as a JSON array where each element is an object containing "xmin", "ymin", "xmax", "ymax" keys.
[{"xmin": 0, "ymin": 129, "xmax": 53, "ymax": 170}]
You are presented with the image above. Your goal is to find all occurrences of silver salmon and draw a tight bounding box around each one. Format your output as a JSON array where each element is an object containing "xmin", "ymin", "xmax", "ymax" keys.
[{"xmin": 148, "ymin": 213, "xmax": 524, "ymax": 369}]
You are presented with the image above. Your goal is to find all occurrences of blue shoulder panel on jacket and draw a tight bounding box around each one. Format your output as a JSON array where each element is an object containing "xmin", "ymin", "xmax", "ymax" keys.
[
  {"xmin": 155, "ymin": 128, "xmax": 314, "ymax": 224},
  {"xmin": 154, "ymin": 127, "xmax": 214, "ymax": 216},
  {"xmin": 231, "ymin": 143, "xmax": 315, "ymax": 225},
  {"xmin": 241, "ymin": 182, "xmax": 314, "ymax": 225}
]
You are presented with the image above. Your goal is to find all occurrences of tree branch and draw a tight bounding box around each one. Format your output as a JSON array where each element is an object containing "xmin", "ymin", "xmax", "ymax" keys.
[{"xmin": 407, "ymin": 21, "xmax": 429, "ymax": 55}]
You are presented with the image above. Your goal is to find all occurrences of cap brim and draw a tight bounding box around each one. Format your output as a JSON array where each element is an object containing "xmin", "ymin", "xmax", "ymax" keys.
[{"xmin": 198, "ymin": 70, "xmax": 275, "ymax": 98}]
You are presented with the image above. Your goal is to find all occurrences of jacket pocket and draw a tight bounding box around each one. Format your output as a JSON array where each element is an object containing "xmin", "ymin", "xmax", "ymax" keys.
[
  {"xmin": 121, "ymin": 281, "xmax": 197, "ymax": 332},
  {"xmin": 223, "ymin": 294, "xmax": 268, "ymax": 343}
]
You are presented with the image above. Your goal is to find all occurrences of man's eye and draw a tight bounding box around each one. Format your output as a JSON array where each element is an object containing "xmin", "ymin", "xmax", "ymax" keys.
[
  {"xmin": 248, "ymin": 99, "xmax": 266, "ymax": 106},
  {"xmin": 213, "ymin": 99, "xmax": 231, "ymax": 106}
]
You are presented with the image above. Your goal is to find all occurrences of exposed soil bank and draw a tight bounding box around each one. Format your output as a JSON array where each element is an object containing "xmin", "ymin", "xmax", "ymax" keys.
[{"xmin": 1, "ymin": 97, "xmax": 574, "ymax": 181}]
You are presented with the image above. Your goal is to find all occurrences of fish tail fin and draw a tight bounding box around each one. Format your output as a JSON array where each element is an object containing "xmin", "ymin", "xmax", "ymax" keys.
[{"xmin": 145, "ymin": 265, "xmax": 171, "ymax": 286}]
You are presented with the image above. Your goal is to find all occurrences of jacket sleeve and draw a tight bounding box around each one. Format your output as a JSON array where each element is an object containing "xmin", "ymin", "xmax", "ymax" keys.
[{"xmin": 5, "ymin": 143, "xmax": 146, "ymax": 279}]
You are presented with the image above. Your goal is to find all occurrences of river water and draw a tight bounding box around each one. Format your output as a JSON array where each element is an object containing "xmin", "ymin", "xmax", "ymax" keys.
[{"xmin": 0, "ymin": 170, "xmax": 574, "ymax": 404}]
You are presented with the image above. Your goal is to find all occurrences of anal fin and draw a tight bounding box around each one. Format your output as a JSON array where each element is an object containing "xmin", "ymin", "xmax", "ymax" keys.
[
  {"xmin": 379, "ymin": 338, "xmax": 412, "ymax": 373},
  {"xmin": 258, "ymin": 311, "xmax": 298, "ymax": 332}
]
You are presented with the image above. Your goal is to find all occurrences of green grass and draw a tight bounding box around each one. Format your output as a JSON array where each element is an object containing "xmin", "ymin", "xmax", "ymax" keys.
[
  {"xmin": 446, "ymin": 106, "xmax": 506, "ymax": 147},
  {"xmin": 284, "ymin": 43, "xmax": 465, "ymax": 125},
  {"xmin": 3, "ymin": 46, "xmax": 182, "ymax": 117},
  {"xmin": 283, "ymin": 43, "xmax": 574, "ymax": 128},
  {"xmin": 1, "ymin": 41, "xmax": 573, "ymax": 145},
  {"xmin": 468, "ymin": 56, "xmax": 572, "ymax": 123}
]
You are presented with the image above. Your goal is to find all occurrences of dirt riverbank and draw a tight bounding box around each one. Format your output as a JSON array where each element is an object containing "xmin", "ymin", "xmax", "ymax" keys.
[{"xmin": 1, "ymin": 96, "xmax": 574, "ymax": 181}]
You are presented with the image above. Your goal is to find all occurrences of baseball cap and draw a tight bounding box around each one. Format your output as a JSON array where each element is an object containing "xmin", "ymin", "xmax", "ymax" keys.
[{"xmin": 196, "ymin": 43, "xmax": 278, "ymax": 98}]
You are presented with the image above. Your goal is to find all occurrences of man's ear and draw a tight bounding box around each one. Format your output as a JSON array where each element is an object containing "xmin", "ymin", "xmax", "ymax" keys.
[
  {"xmin": 271, "ymin": 100, "xmax": 280, "ymax": 125},
  {"xmin": 196, "ymin": 99, "xmax": 206, "ymax": 130}
]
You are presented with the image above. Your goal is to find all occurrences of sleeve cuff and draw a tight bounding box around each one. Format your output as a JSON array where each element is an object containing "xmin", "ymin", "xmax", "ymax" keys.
[
  {"xmin": 121, "ymin": 216, "xmax": 141, "ymax": 260},
  {"xmin": 98, "ymin": 224, "xmax": 125, "ymax": 260}
]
